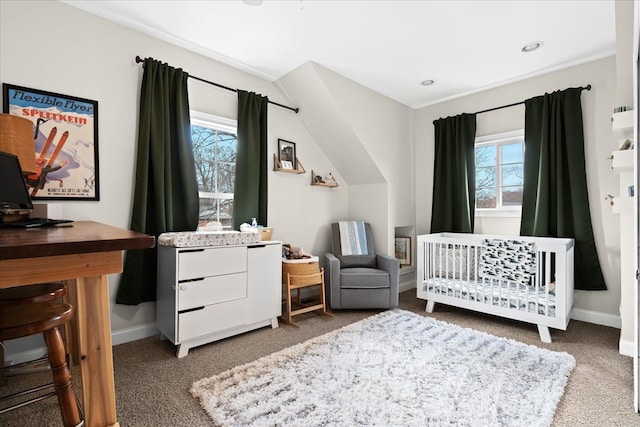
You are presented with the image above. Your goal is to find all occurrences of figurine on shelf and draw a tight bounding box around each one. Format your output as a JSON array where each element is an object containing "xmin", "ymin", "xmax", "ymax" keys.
[
  {"xmin": 314, "ymin": 174, "xmax": 324, "ymax": 183},
  {"xmin": 324, "ymin": 173, "xmax": 337, "ymax": 185}
]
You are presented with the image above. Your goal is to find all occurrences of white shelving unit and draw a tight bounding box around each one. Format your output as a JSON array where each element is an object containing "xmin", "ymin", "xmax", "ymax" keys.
[{"xmin": 610, "ymin": 110, "xmax": 635, "ymax": 357}]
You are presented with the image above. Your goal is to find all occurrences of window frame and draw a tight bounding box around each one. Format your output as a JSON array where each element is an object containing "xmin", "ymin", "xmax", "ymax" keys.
[
  {"xmin": 190, "ymin": 110, "xmax": 237, "ymax": 227},
  {"xmin": 474, "ymin": 129, "xmax": 524, "ymax": 218}
]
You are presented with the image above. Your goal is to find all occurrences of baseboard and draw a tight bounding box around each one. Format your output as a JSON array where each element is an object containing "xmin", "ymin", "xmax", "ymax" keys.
[
  {"xmin": 619, "ymin": 339, "xmax": 635, "ymax": 357},
  {"xmin": 4, "ymin": 309, "xmax": 623, "ymax": 364},
  {"xmin": 399, "ymin": 281, "xmax": 416, "ymax": 293},
  {"xmin": 4, "ymin": 323, "xmax": 159, "ymax": 367},
  {"xmin": 111, "ymin": 323, "xmax": 159, "ymax": 346},
  {"xmin": 3, "ymin": 347, "xmax": 48, "ymax": 367},
  {"xmin": 570, "ymin": 308, "xmax": 621, "ymax": 329}
]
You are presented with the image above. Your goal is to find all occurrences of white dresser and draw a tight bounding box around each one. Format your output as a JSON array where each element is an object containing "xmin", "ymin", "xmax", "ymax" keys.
[{"xmin": 156, "ymin": 234, "xmax": 282, "ymax": 358}]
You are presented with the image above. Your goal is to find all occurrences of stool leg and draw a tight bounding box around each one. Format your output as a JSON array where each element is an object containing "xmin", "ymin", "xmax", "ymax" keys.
[
  {"xmin": 43, "ymin": 327, "xmax": 81, "ymax": 427},
  {"xmin": 0, "ymin": 341, "xmax": 5, "ymax": 386}
]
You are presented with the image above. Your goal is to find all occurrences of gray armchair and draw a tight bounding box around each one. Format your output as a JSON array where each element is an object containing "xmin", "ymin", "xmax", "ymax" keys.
[{"xmin": 324, "ymin": 222, "xmax": 399, "ymax": 309}]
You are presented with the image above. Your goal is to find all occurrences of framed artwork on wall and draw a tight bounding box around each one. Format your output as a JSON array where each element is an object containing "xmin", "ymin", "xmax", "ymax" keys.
[
  {"xmin": 395, "ymin": 237, "xmax": 411, "ymax": 266},
  {"xmin": 2, "ymin": 83, "xmax": 100, "ymax": 200},
  {"xmin": 278, "ymin": 138, "xmax": 296, "ymax": 170}
]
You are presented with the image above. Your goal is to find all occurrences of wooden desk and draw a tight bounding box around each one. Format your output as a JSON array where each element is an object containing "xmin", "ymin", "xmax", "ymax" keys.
[{"xmin": 0, "ymin": 221, "xmax": 155, "ymax": 427}]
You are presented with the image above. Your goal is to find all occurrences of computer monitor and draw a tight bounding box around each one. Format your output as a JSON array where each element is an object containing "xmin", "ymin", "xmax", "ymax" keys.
[{"xmin": 0, "ymin": 150, "xmax": 34, "ymax": 215}]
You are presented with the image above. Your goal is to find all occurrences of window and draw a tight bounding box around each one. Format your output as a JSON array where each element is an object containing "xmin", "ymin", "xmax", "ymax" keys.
[
  {"xmin": 475, "ymin": 130, "xmax": 524, "ymax": 213},
  {"xmin": 191, "ymin": 111, "xmax": 237, "ymax": 229}
]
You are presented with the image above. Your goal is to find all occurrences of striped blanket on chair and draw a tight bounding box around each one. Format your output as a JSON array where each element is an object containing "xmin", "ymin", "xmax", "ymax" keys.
[{"xmin": 338, "ymin": 221, "xmax": 368, "ymax": 255}]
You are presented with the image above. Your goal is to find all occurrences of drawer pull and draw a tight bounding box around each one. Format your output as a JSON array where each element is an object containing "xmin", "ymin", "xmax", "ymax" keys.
[
  {"xmin": 179, "ymin": 277, "xmax": 205, "ymax": 284},
  {"xmin": 181, "ymin": 248, "xmax": 205, "ymax": 253},
  {"xmin": 248, "ymin": 244, "xmax": 266, "ymax": 249},
  {"xmin": 179, "ymin": 306, "xmax": 205, "ymax": 314}
]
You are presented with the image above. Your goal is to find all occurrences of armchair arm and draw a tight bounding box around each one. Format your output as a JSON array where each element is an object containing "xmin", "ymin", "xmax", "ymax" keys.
[
  {"xmin": 376, "ymin": 254, "xmax": 400, "ymax": 308},
  {"xmin": 324, "ymin": 253, "xmax": 342, "ymax": 309}
]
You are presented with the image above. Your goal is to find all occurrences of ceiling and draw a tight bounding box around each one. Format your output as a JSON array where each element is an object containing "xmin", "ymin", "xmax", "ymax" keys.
[{"xmin": 63, "ymin": 0, "xmax": 617, "ymax": 109}]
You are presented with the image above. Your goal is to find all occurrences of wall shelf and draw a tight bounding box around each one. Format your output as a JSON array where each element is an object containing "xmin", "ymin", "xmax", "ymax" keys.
[
  {"xmin": 273, "ymin": 154, "xmax": 306, "ymax": 174},
  {"xmin": 609, "ymin": 109, "xmax": 635, "ymax": 357},
  {"xmin": 311, "ymin": 170, "xmax": 338, "ymax": 187},
  {"xmin": 611, "ymin": 149, "xmax": 634, "ymax": 172},
  {"xmin": 612, "ymin": 110, "xmax": 634, "ymax": 132}
]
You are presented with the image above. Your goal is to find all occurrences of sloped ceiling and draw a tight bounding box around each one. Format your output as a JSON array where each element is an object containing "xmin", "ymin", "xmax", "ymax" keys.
[{"xmin": 277, "ymin": 62, "xmax": 386, "ymax": 186}]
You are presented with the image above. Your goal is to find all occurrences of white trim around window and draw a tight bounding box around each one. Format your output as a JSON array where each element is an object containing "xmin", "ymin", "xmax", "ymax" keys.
[
  {"xmin": 475, "ymin": 129, "xmax": 524, "ymax": 218},
  {"xmin": 190, "ymin": 110, "xmax": 237, "ymax": 134}
]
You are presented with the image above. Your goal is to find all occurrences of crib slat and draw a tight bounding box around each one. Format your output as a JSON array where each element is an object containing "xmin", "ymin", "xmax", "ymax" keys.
[
  {"xmin": 545, "ymin": 252, "xmax": 551, "ymax": 316},
  {"xmin": 535, "ymin": 251, "xmax": 541, "ymax": 314}
]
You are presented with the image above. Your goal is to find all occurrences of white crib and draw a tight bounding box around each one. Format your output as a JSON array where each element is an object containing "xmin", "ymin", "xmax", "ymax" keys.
[{"xmin": 416, "ymin": 233, "xmax": 574, "ymax": 343}]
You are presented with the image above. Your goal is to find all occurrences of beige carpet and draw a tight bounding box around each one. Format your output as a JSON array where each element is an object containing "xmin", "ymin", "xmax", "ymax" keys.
[{"xmin": 1, "ymin": 290, "xmax": 638, "ymax": 426}]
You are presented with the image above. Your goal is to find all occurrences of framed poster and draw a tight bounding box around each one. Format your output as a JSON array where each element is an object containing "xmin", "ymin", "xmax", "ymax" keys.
[
  {"xmin": 2, "ymin": 83, "xmax": 99, "ymax": 200},
  {"xmin": 395, "ymin": 237, "xmax": 411, "ymax": 266},
  {"xmin": 278, "ymin": 139, "xmax": 296, "ymax": 170}
]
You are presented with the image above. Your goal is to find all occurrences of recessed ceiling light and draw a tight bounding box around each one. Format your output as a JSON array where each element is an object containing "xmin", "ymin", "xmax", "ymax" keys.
[
  {"xmin": 521, "ymin": 41, "xmax": 543, "ymax": 53},
  {"xmin": 242, "ymin": 0, "xmax": 263, "ymax": 6},
  {"xmin": 421, "ymin": 80, "xmax": 435, "ymax": 86}
]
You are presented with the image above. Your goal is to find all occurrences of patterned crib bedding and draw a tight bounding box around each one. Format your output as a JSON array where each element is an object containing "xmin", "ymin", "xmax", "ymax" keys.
[{"xmin": 425, "ymin": 278, "xmax": 556, "ymax": 317}]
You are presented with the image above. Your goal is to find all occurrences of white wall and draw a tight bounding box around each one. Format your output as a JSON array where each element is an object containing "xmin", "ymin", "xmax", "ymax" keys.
[
  {"xmin": 311, "ymin": 66, "xmax": 415, "ymax": 254},
  {"xmin": 415, "ymin": 56, "xmax": 621, "ymax": 318},
  {"xmin": 0, "ymin": 0, "xmax": 347, "ymax": 351},
  {"xmin": 278, "ymin": 63, "xmax": 415, "ymax": 254}
]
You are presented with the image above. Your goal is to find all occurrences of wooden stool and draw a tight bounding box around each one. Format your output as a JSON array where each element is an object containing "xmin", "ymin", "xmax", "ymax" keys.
[
  {"xmin": 0, "ymin": 283, "xmax": 68, "ymax": 385},
  {"xmin": 0, "ymin": 282, "xmax": 67, "ymax": 306},
  {"xmin": 281, "ymin": 265, "xmax": 332, "ymax": 327},
  {"xmin": 0, "ymin": 302, "xmax": 82, "ymax": 427}
]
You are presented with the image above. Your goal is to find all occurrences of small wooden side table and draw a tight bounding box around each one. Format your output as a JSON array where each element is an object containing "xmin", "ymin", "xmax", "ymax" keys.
[{"xmin": 281, "ymin": 256, "xmax": 332, "ymax": 327}]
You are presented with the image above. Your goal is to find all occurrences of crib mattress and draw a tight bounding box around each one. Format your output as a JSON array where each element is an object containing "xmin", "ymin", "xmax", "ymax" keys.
[{"xmin": 425, "ymin": 278, "xmax": 556, "ymax": 317}]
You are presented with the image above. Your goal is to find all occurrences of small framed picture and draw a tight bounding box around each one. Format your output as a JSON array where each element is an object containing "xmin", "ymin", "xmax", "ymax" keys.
[
  {"xmin": 278, "ymin": 139, "xmax": 296, "ymax": 170},
  {"xmin": 395, "ymin": 237, "xmax": 411, "ymax": 266}
]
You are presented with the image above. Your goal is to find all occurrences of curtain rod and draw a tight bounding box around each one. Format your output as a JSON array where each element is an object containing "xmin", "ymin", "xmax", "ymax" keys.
[
  {"xmin": 135, "ymin": 56, "xmax": 299, "ymax": 113},
  {"xmin": 472, "ymin": 84, "xmax": 592, "ymax": 115}
]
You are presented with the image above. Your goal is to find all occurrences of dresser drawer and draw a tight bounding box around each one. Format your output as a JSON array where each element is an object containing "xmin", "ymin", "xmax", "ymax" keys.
[
  {"xmin": 178, "ymin": 273, "xmax": 247, "ymax": 311},
  {"xmin": 178, "ymin": 246, "xmax": 247, "ymax": 280},
  {"xmin": 178, "ymin": 298, "xmax": 248, "ymax": 342}
]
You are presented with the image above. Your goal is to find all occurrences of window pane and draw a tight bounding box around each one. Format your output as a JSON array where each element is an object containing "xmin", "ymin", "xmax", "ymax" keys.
[
  {"xmin": 501, "ymin": 142, "xmax": 523, "ymax": 164},
  {"xmin": 219, "ymin": 200, "xmax": 234, "ymax": 229},
  {"xmin": 475, "ymin": 145, "xmax": 496, "ymax": 168},
  {"xmin": 191, "ymin": 116, "xmax": 237, "ymax": 227},
  {"xmin": 217, "ymin": 136, "xmax": 237, "ymax": 162},
  {"xmin": 502, "ymin": 186, "xmax": 523, "ymax": 206},
  {"xmin": 198, "ymin": 197, "xmax": 217, "ymax": 228},
  {"xmin": 501, "ymin": 164, "xmax": 523, "ymax": 187},
  {"xmin": 476, "ymin": 188, "xmax": 497, "ymax": 208},
  {"xmin": 476, "ymin": 166, "xmax": 496, "ymax": 189},
  {"xmin": 218, "ymin": 163, "xmax": 235, "ymax": 193}
]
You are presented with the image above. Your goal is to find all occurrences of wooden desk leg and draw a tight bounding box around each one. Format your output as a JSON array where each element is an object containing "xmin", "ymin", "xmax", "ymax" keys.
[
  {"xmin": 63, "ymin": 279, "xmax": 80, "ymax": 365},
  {"xmin": 73, "ymin": 275, "xmax": 119, "ymax": 427}
]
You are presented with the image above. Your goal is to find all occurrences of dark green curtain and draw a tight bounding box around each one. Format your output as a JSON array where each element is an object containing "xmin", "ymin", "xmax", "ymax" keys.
[
  {"xmin": 520, "ymin": 87, "xmax": 606, "ymax": 290},
  {"xmin": 232, "ymin": 90, "xmax": 268, "ymax": 230},
  {"xmin": 430, "ymin": 114, "xmax": 477, "ymax": 233},
  {"xmin": 116, "ymin": 58, "xmax": 199, "ymax": 305}
]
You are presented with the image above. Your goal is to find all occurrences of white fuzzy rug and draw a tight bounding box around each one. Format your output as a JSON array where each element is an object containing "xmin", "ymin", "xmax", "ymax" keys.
[{"xmin": 191, "ymin": 309, "xmax": 575, "ymax": 426}]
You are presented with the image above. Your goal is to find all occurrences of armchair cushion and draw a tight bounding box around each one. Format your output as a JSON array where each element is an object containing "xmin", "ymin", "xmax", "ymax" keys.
[
  {"xmin": 336, "ymin": 254, "xmax": 377, "ymax": 269},
  {"xmin": 340, "ymin": 268, "xmax": 390, "ymax": 288}
]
